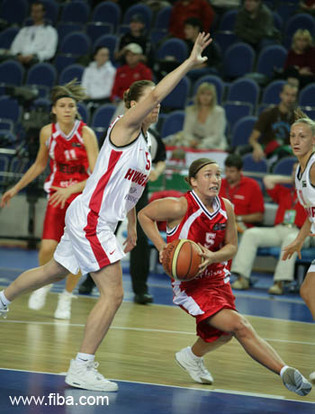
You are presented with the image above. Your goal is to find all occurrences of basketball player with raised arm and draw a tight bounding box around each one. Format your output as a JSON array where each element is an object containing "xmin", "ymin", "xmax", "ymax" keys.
[
  {"xmin": 138, "ymin": 157, "xmax": 312, "ymax": 396},
  {"xmin": 0, "ymin": 33, "xmax": 213, "ymax": 392}
]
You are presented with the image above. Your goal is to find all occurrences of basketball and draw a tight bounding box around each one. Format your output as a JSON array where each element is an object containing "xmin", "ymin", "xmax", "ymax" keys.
[{"xmin": 162, "ymin": 239, "xmax": 203, "ymax": 281}]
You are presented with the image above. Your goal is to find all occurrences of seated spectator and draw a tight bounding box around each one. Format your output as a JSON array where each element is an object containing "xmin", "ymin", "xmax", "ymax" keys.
[
  {"xmin": 183, "ymin": 17, "xmax": 222, "ymax": 80},
  {"xmin": 114, "ymin": 14, "xmax": 154, "ymax": 68},
  {"xmin": 169, "ymin": 82, "xmax": 228, "ymax": 150},
  {"xmin": 235, "ymin": 0, "xmax": 280, "ymax": 51},
  {"xmin": 281, "ymin": 29, "xmax": 315, "ymax": 90},
  {"xmin": 249, "ymin": 83, "xmax": 298, "ymax": 165},
  {"xmin": 231, "ymin": 163, "xmax": 308, "ymax": 295},
  {"xmin": 81, "ymin": 47, "xmax": 116, "ymax": 109},
  {"xmin": 299, "ymin": 0, "xmax": 315, "ymax": 14},
  {"xmin": 211, "ymin": 0, "xmax": 241, "ymax": 21},
  {"xmin": 219, "ymin": 154, "xmax": 264, "ymax": 234},
  {"xmin": 110, "ymin": 43, "xmax": 153, "ymax": 104},
  {"xmin": 7, "ymin": 1, "xmax": 58, "ymax": 67},
  {"xmin": 169, "ymin": 0, "xmax": 215, "ymax": 39}
]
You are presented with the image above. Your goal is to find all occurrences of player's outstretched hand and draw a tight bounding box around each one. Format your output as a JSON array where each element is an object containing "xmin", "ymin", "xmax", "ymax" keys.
[{"xmin": 189, "ymin": 32, "xmax": 212, "ymax": 67}]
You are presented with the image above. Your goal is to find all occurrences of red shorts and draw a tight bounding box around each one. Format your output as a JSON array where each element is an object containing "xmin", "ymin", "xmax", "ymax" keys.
[
  {"xmin": 42, "ymin": 202, "xmax": 68, "ymax": 242},
  {"xmin": 175, "ymin": 282, "xmax": 236, "ymax": 343}
]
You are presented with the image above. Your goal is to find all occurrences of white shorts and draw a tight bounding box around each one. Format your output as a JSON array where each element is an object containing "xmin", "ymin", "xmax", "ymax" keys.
[{"xmin": 54, "ymin": 224, "xmax": 125, "ymax": 275}]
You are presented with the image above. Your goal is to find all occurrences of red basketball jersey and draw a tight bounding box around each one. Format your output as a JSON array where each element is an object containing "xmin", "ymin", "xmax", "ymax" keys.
[
  {"xmin": 44, "ymin": 120, "xmax": 90, "ymax": 204},
  {"xmin": 166, "ymin": 191, "xmax": 231, "ymax": 287}
]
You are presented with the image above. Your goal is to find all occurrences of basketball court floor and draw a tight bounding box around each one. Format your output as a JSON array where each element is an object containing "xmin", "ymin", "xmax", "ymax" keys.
[{"xmin": 0, "ymin": 245, "xmax": 314, "ymax": 413}]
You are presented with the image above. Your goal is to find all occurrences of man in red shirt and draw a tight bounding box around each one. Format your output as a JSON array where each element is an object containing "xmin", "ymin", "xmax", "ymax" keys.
[
  {"xmin": 169, "ymin": 0, "xmax": 215, "ymax": 39},
  {"xmin": 231, "ymin": 163, "xmax": 308, "ymax": 294},
  {"xmin": 220, "ymin": 154, "xmax": 264, "ymax": 234},
  {"xmin": 110, "ymin": 43, "xmax": 152, "ymax": 102}
]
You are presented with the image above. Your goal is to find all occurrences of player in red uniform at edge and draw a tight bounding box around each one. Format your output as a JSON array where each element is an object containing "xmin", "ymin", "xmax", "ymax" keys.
[
  {"xmin": 138, "ymin": 157, "xmax": 312, "ymax": 396},
  {"xmin": 0, "ymin": 80, "xmax": 99, "ymax": 319},
  {"xmin": 0, "ymin": 33, "xmax": 215, "ymax": 392}
]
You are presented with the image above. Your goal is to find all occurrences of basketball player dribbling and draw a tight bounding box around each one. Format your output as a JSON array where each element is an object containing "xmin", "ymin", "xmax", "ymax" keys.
[
  {"xmin": 283, "ymin": 110, "xmax": 315, "ymax": 383},
  {"xmin": 0, "ymin": 33, "xmax": 213, "ymax": 392},
  {"xmin": 0, "ymin": 79, "xmax": 99, "ymax": 320},
  {"xmin": 138, "ymin": 157, "xmax": 312, "ymax": 396}
]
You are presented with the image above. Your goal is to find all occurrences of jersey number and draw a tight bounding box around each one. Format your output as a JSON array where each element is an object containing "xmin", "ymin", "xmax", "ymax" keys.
[
  {"xmin": 145, "ymin": 152, "xmax": 151, "ymax": 171},
  {"xmin": 205, "ymin": 232, "xmax": 216, "ymax": 248},
  {"xmin": 64, "ymin": 149, "xmax": 77, "ymax": 161}
]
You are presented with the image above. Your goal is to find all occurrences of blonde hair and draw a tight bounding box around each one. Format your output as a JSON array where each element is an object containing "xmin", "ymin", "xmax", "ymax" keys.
[
  {"xmin": 292, "ymin": 108, "xmax": 315, "ymax": 135},
  {"xmin": 51, "ymin": 79, "xmax": 86, "ymax": 122},
  {"xmin": 292, "ymin": 29, "xmax": 313, "ymax": 52},
  {"xmin": 194, "ymin": 82, "xmax": 217, "ymax": 110}
]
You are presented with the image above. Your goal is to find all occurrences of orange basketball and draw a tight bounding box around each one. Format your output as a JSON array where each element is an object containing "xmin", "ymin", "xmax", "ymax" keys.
[{"xmin": 162, "ymin": 239, "xmax": 203, "ymax": 281}]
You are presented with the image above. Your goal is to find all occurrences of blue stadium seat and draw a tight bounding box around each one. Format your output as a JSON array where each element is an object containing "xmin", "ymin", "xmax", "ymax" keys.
[
  {"xmin": 299, "ymin": 84, "xmax": 315, "ymax": 107},
  {"xmin": 60, "ymin": 2, "xmax": 90, "ymax": 24},
  {"xmin": 150, "ymin": 29, "xmax": 168, "ymax": 46},
  {"xmin": 161, "ymin": 110, "xmax": 185, "ymax": 139},
  {"xmin": 0, "ymin": 96, "xmax": 22, "ymax": 124},
  {"xmin": 226, "ymin": 77, "xmax": 260, "ymax": 107},
  {"xmin": 223, "ymin": 101, "xmax": 254, "ymax": 132},
  {"xmin": 86, "ymin": 22, "xmax": 114, "ymax": 44},
  {"xmin": 214, "ymin": 31, "xmax": 237, "ymax": 54},
  {"xmin": 192, "ymin": 75, "xmax": 225, "ymax": 105},
  {"xmin": 59, "ymin": 64, "xmax": 85, "ymax": 85},
  {"xmin": 154, "ymin": 6, "xmax": 172, "ymax": 30},
  {"xmin": 223, "ymin": 43, "xmax": 256, "ymax": 80},
  {"xmin": 59, "ymin": 32, "xmax": 91, "ymax": 56},
  {"xmin": 219, "ymin": 9, "xmax": 238, "ymax": 30},
  {"xmin": 0, "ymin": 154, "xmax": 10, "ymax": 188},
  {"xmin": 93, "ymin": 35, "xmax": 117, "ymax": 62},
  {"xmin": 284, "ymin": 13, "xmax": 315, "ymax": 40},
  {"xmin": 161, "ymin": 77, "xmax": 190, "ymax": 111},
  {"xmin": 0, "ymin": 27, "xmax": 19, "ymax": 50},
  {"xmin": 242, "ymin": 153, "xmax": 268, "ymax": 189},
  {"xmin": 156, "ymin": 38, "xmax": 189, "ymax": 64},
  {"xmin": 272, "ymin": 12, "xmax": 283, "ymax": 32},
  {"xmin": 230, "ymin": 116, "xmax": 257, "ymax": 148},
  {"xmin": 0, "ymin": 118, "xmax": 14, "ymax": 132},
  {"xmin": 0, "ymin": 0, "xmax": 28, "ymax": 25},
  {"xmin": 91, "ymin": 2, "xmax": 121, "ymax": 32},
  {"xmin": 272, "ymin": 156, "xmax": 297, "ymax": 175},
  {"xmin": 91, "ymin": 104, "xmax": 116, "ymax": 141},
  {"xmin": 25, "ymin": 62, "xmax": 57, "ymax": 97},
  {"xmin": 0, "ymin": 61, "xmax": 25, "ymax": 86},
  {"xmin": 41, "ymin": 0, "xmax": 60, "ymax": 25},
  {"xmin": 300, "ymin": 106, "xmax": 315, "ymax": 120},
  {"xmin": 77, "ymin": 102, "xmax": 90, "ymax": 124},
  {"xmin": 56, "ymin": 23, "xmax": 85, "ymax": 39},
  {"xmin": 123, "ymin": 3, "xmax": 153, "ymax": 33},
  {"xmin": 255, "ymin": 45, "xmax": 287, "ymax": 78},
  {"xmin": 261, "ymin": 80, "xmax": 286, "ymax": 105}
]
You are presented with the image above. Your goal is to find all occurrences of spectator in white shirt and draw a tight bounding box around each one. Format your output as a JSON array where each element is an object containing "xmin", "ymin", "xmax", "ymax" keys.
[
  {"xmin": 10, "ymin": 1, "xmax": 58, "ymax": 67},
  {"xmin": 81, "ymin": 46, "xmax": 116, "ymax": 108}
]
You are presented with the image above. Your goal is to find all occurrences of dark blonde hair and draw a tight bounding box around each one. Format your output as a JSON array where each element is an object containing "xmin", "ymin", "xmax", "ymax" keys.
[
  {"xmin": 51, "ymin": 79, "xmax": 86, "ymax": 122},
  {"xmin": 194, "ymin": 82, "xmax": 216, "ymax": 110},
  {"xmin": 123, "ymin": 80, "xmax": 155, "ymax": 109},
  {"xmin": 185, "ymin": 158, "xmax": 218, "ymax": 186},
  {"xmin": 292, "ymin": 29, "xmax": 313, "ymax": 52},
  {"xmin": 292, "ymin": 108, "xmax": 315, "ymax": 135}
]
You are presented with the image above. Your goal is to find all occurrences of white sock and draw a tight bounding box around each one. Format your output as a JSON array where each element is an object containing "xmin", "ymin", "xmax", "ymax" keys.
[
  {"xmin": 76, "ymin": 352, "xmax": 95, "ymax": 363},
  {"xmin": 280, "ymin": 365, "xmax": 290, "ymax": 378},
  {"xmin": 187, "ymin": 346, "xmax": 201, "ymax": 360},
  {"xmin": 0, "ymin": 291, "xmax": 11, "ymax": 307},
  {"xmin": 62, "ymin": 290, "xmax": 72, "ymax": 296}
]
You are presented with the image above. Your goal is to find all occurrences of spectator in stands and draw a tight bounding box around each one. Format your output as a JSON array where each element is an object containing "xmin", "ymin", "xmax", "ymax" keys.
[
  {"xmin": 183, "ymin": 17, "xmax": 222, "ymax": 80},
  {"xmin": 220, "ymin": 154, "xmax": 264, "ymax": 235},
  {"xmin": 115, "ymin": 14, "xmax": 154, "ymax": 68},
  {"xmin": 111, "ymin": 43, "xmax": 153, "ymax": 104},
  {"xmin": 8, "ymin": 1, "xmax": 58, "ymax": 67},
  {"xmin": 234, "ymin": 0, "xmax": 280, "ymax": 51},
  {"xmin": 299, "ymin": 0, "xmax": 315, "ymax": 14},
  {"xmin": 281, "ymin": 29, "xmax": 315, "ymax": 90},
  {"xmin": 81, "ymin": 47, "xmax": 116, "ymax": 109},
  {"xmin": 169, "ymin": 0, "xmax": 215, "ymax": 39},
  {"xmin": 231, "ymin": 163, "xmax": 308, "ymax": 294},
  {"xmin": 168, "ymin": 82, "xmax": 228, "ymax": 150},
  {"xmin": 249, "ymin": 83, "xmax": 298, "ymax": 165}
]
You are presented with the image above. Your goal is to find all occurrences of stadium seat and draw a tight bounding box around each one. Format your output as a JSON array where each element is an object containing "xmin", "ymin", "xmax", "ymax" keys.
[
  {"xmin": 261, "ymin": 80, "xmax": 286, "ymax": 105},
  {"xmin": 223, "ymin": 101, "xmax": 254, "ymax": 132},
  {"xmin": 223, "ymin": 43, "xmax": 255, "ymax": 80},
  {"xmin": 154, "ymin": 6, "xmax": 172, "ymax": 30},
  {"xmin": 161, "ymin": 110, "xmax": 185, "ymax": 139},
  {"xmin": 0, "ymin": 61, "xmax": 25, "ymax": 87},
  {"xmin": 299, "ymin": 84, "xmax": 315, "ymax": 107},
  {"xmin": 156, "ymin": 38, "xmax": 189, "ymax": 64},
  {"xmin": 219, "ymin": 9, "xmax": 238, "ymax": 31},
  {"xmin": 0, "ymin": 0, "xmax": 28, "ymax": 25},
  {"xmin": 123, "ymin": 3, "xmax": 153, "ymax": 33},
  {"xmin": 255, "ymin": 45, "xmax": 287, "ymax": 78},
  {"xmin": 161, "ymin": 77, "xmax": 190, "ymax": 111},
  {"xmin": 90, "ymin": 2, "xmax": 121, "ymax": 32},
  {"xmin": 272, "ymin": 156, "xmax": 297, "ymax": 175},
  {"xmin": 59, "ymin": 64, "xmax": 85, "ymax": 85},
  {"xmin": 86, "ymin": 22, "xmax": 114, "ymax": 44},
  {"xmin": 0, "ymin": 27, "xmax": 19, "ymax": 50},
  {"xmin": 91, "ymin": 104, "xmax": 116, "ymax": 141},
  {"xmin": 230, "ymin": 115, "xmax": 257, "ymax": 148},
  {"xmin": 226, "ymin": 77, "xmax": 260, "ymax": 107},
  {"xmin": 60, "ymin": 2, "xmax": 90, "ymax": 24}
]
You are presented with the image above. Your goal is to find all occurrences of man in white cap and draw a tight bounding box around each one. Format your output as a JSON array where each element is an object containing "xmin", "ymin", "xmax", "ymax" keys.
[{"xmin": 111, "ymin": 43, "xmax": 153, "ymax": 103}]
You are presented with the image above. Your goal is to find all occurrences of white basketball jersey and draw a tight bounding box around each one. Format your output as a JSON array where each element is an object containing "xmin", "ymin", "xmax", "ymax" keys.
[
  {"xmin": 295, "ymin": 152, "xmax": 315, "ymax": 233},
  {"xmin": 67, "ymin": 117, "xmax": 152, "ymax": 231}
]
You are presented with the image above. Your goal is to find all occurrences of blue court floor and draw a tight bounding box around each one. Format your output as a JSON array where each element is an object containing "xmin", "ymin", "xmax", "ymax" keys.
[{"xmin": 0, "ymin": 246, "xmax": 314, "ymax": 413}]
